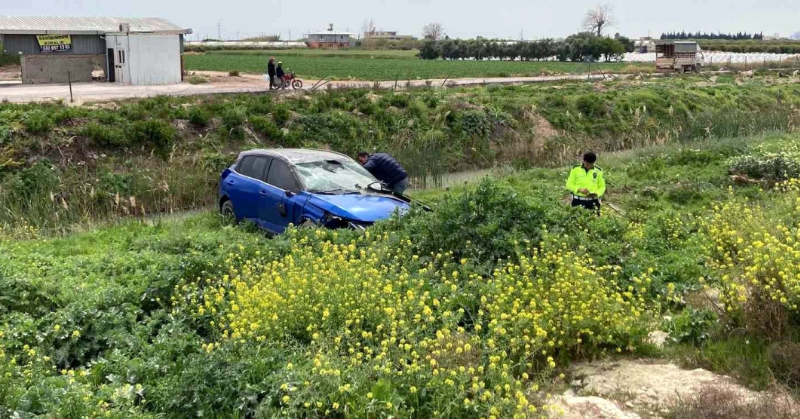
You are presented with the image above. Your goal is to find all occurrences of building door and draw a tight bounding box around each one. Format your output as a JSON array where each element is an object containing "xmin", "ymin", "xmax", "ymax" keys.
[
  {"xmin": 107, "ymin": 48, "xmax": 115, "ymax": 82},
  {"xmin": 115, "ymin": 48, "xmax": 126, "ymax": 84}
]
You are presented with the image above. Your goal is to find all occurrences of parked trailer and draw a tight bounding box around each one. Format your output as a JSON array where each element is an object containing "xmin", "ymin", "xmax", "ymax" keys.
[{"xmin": 655, "ymin": 41, "xmax": 705, "ymax": 73}]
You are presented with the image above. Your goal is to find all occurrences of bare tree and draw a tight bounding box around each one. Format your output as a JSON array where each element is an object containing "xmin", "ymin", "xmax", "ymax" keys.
[
  {"xmin": 423, "ymin": 23, "xmax": 444, "ymax": 41},
  {"xmin": 362, "ymin": 18, "xmax": 376, "ymax": 38},
  {"xmin": 582, "ymin": 4, "xmax": 616, "ymax": 36}
]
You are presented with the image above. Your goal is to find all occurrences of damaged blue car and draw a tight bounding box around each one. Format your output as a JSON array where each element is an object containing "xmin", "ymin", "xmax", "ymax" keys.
[{"xmin": 219, "ymin": 149, "xmax": 411, "ymax": 233}]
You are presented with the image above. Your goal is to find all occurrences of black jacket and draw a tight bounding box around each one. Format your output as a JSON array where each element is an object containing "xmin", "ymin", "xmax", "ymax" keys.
[
  {"xmin": 276, "ymin": 66, "xmax": 285, "ymax": 78},
  {"xmin": 267, "ymin": 62, "xmax": 276, "ymax": 76},
  {"xmin": 363, "ymin": 153, "xmax": 408, "ymax": 187}
]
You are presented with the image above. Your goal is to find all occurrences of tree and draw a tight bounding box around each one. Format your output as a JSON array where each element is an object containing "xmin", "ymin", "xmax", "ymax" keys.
[
  {"xmin": 423, "ymin": 23, "xmax": 444, "ymax": 41},
  {"xmin": 361, "ymin": 18, "xmax": 376, "ymax": 38},
  {"xmin": 418, "ymin": 40, "xmax": 440, "ymax": 60},
  {"xmin": 582, "ymin": 4, "xmax": 615, "ymax": 37},
  {"xmin": 614, "ymin": 34, "xmax": 635, "ymax": 53}
]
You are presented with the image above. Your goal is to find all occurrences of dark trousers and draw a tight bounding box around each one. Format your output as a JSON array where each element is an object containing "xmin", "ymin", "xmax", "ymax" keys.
[{"xmin": 572, "ymin": 198, "xmax": 601, "ymax": 215}]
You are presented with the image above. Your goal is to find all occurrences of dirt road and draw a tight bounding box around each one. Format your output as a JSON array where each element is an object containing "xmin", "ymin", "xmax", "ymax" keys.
[{"xmin": 0, "ymin": 70, "xmax": 649, "ymax": 104}]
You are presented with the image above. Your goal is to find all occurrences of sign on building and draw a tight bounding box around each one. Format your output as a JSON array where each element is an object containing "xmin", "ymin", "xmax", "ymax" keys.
[{"xmin": 36, "ymin": 35, "xmax": 72, "ymax": 52}]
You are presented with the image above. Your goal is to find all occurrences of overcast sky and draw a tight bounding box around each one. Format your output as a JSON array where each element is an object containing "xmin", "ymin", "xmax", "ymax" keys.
[{"xmin": 3, "ymin": 0, "xmax": 798, "ymax": 40}]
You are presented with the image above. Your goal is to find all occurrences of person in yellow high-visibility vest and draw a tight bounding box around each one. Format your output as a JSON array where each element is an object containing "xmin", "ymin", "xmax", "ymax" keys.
[{"xmin": 566, "ymin": 152, "xmax": 605, "ymax": 214}]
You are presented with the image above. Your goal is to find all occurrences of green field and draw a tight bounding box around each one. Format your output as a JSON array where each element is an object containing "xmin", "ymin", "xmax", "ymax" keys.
[{"xmin": 184, "ymin": 49, "xmax": 647, "ymax": 80}]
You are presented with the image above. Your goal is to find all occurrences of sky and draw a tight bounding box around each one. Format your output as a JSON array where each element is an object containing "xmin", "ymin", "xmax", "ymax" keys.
[{"xmin": 2, "ymin": 0, "xmax": 798, "ymax": 40}]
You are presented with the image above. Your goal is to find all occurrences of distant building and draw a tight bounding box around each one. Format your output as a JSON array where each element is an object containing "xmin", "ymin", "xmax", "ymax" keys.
[
  {"xmin": 363, "ymin": 30, "xmax": 415, "ymax": 41},
  {"xmin": 0, "ymin": 16, "xmax": 190, "ymax": 85},
  {"xmin": 635, "ymin": 38, "xmax": 656, "ymax": 53},
  {"xmin": 305, "ymin": 24, "xmax": 354, "ymax": 49}
]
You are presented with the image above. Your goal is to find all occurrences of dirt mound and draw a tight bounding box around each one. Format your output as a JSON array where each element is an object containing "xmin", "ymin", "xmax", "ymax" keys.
[{"xmin": 548, "ymin": 359, "xmax": 798, "ymax": 419}]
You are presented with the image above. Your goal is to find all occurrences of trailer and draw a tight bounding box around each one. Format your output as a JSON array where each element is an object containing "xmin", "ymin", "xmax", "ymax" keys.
[{"xmin": 655, "ymin": 40, "xmax": 705, "ymax": 73}]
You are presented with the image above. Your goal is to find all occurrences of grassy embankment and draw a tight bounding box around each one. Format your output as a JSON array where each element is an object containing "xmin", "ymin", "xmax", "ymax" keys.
[
  {"xmin": 3, "ymin": 129, "xmax": 800, "ymax": 418},
  {"xmin": 1, "ymin": 75, "xmax": 798, "ymax": 233},
  {"xmin": 183, "ymin": 48, "xmax": 649, "ymax": 80}
]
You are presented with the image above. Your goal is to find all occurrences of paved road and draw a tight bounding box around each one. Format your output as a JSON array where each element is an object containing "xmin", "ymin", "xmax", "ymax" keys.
[{"xmin": 0, "ymin": 72, "xmax": 652, "ymax": 104}]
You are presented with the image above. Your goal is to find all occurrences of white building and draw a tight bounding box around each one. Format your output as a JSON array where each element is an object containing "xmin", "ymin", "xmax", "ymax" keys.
[
  {"xmin": 305, "ymin": 24, "xmax": 354, "ymax": 49},
  {"xmin": 0, "ymin": 16, "xmax": 191, "ymax": 85}
]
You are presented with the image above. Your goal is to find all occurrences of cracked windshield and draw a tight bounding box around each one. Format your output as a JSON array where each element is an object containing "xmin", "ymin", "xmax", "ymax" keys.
[{"xmin": 295, "ymin": 159, "xmax": 376, "ymax": 193}]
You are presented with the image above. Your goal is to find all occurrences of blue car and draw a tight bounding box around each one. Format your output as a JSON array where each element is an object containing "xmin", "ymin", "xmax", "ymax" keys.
[{"xmin": 219, "ymin": 149, "xmax": 411, "ymax": 233}]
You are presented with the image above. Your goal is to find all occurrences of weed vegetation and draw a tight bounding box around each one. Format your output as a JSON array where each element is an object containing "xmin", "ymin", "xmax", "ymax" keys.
[
  {"xmin": 1, "ymin": 76, "xmax": 798, "ymax": 232},
  {"xmin": 3, "ymin": 129, "xmax": 800, "ymax": 417}
]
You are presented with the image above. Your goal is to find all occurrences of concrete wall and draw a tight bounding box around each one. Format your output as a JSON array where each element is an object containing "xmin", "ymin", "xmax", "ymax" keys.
[{"xmin": 21, "ymin": 54, "xmax": 104, "ymax": 84}]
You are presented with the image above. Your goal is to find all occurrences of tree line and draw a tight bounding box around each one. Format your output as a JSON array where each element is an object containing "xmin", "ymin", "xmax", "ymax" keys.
[
  {"xmin": 418, "ymin": 33, "xmax": 634, "ymax": 62},
  {"xmin": 661, "ymin": 31, "xmax": 764, "ymax": 40}
]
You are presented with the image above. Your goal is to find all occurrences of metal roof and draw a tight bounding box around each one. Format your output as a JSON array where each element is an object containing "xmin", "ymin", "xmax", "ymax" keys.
[
  {"xmin": 241, "ymin": 149, "xmax": 353, "ymax": 164},
  {"xmin": 306, "ymin": 31, "xmax": 355, "ymax": 36},
  {"xmin": 0, "ymin": 16, "xmax": 190, "ymax": 35}
]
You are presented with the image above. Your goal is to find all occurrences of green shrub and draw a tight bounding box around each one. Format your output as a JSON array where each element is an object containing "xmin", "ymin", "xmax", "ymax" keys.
[
  {"xmin": 22, "ymin": 110, "xmax": 54, "ymax": 134},
  {"xmin": 82, "ymin": 122, "xmax": 128, "ymax": 147},
  {"xmin": 575, "ymin": 94, "xmax": 607, "ymax": 118},
  {"xmin": 666, "ymin": 308, "xmax": 718, "ymax": 346},
  {"xmin": 98, "ymin": 171, "xmax": 136, "ymax": 196},
  {"xmin": 454, "ymin": 109, "xmax": 491, "ymax": 139},
  {"xmin": 220, "ymin": 106, "xmax": 247, "ymax": 139},
  {"xmin": 187, "ymin": 75, "xmax": 209, "ymax": 85},
  {"xmin": 5, "ymin": 160, "xmax": 60, "ymax": 200},
  {"xmin": 728, "ymin": 153, "xmax": 800, "ymax": 183},
  {"xmin": 0, "ymin": 125, "xmax": 10, "ymax": 146},
  {"xmin": 52, "ymin": 107, "xmax": 86, "ymax": 125},
  {"xmin": 188, "ymin": 107, "xmax": 211, "ymax": 127},
  {"xmin": 129, "ymin": 119, "xmax": 176, "ymax": 149},
  {"xmin": 119, "ymin": 103, "xmax": 148, "ymax": 121},
  {"xmin": 249, "ymin": 115, "xmax": 283, "ymax": 141},
  {"xmin": 383, "ymin": 179, "xmax": 550, "ymax": 272},
  {"xmin": 272, "ymin": 105, "xmax": 291, "ymax": 126}
]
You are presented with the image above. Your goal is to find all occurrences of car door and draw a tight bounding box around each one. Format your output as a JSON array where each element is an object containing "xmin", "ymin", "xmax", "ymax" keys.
[
  {"xmin": 225, "ymin": 156, "xmax": 271, "ymax": 223},
  {"xmin": 261, "ymin": 159, "xmax": 302, "ymax": 233}
]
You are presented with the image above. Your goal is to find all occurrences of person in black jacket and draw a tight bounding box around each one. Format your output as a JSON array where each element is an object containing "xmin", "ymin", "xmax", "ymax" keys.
[
  {"xmin": 358, "ymin": 152, "xmax": 409, "ymax": 194},
  {"xmin": 276, "ymin": 62, "xmax": 285, "ymax": 88},
  {"xmin": 267, "ymin": 57, "xmax": 276, "ymax": 89}
]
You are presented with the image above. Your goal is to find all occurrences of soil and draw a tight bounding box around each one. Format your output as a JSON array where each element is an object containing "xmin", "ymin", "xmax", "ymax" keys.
[
  {"xmin": 548, "ymin": 359, "xmax": 797, "ymax": 419},
  {"xmin": 0, "ymin": 64, "xmax": 21, "ymax": 81}
]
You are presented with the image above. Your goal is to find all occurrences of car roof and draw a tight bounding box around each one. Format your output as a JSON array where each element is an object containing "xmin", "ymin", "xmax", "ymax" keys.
[{"xmin": 239, "ymin": 148, "xmax": 353, "ymax": 164}]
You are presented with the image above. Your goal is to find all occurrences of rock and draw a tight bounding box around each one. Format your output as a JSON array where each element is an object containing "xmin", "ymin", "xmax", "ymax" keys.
[
  {"xmin": 646, "ymin": 331, "xmax": 669, "ymax": 348},
  {"xmin": 571, "ymin": 360, "xmax": 763, "ymax": 412},
  {"xmin": 557, "ymin": 395, "xmax": 642, "ymax": 419}
]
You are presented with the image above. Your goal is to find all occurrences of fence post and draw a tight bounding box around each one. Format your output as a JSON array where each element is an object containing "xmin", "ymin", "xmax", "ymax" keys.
[{"xmin": 67, "ymin": 70, "xmax": 73, "ymax": 103}]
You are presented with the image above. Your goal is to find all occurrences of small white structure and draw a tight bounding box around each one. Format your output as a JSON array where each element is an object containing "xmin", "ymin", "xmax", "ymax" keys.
[{"xmin": 106, "ymin": 32, "xmax": 183, "ymax": 85}]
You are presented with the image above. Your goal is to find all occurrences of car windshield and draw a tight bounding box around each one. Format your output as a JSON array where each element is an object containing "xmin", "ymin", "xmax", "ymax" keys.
[{"xmin": 295, "ymin": 159, "xmax": 376, "ymax": 193}]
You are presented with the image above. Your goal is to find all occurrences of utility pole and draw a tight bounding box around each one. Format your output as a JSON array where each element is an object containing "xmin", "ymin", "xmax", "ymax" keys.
[{"xmin": 217, "ymin": 20, "xmax": 222, "ymax": 40}]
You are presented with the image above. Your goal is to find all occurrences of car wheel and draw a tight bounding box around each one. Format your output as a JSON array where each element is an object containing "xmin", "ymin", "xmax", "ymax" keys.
[
  {"xmin": 299, "ymin": 218, "xmax": 317, "ymax": 228},
  {"xmin": 220, "ymin": 200, "xmax": 237, "ymax": 225}
]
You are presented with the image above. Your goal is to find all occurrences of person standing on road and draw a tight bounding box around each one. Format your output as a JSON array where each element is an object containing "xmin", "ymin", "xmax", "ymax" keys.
[
  {"xmin": 267, "ymin": 57, "xmax": 277, "ymax": 89},
  {"xmin": 566, "ymin": 151, "xmax": 605, "ymax": 214},
  {"xmin": 276, "ymin": 61, "xmax": 286, "ymax": 88},
  {"xmin": 358, "ymin": 152, "xmax": 410, "ymax": 195}
]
